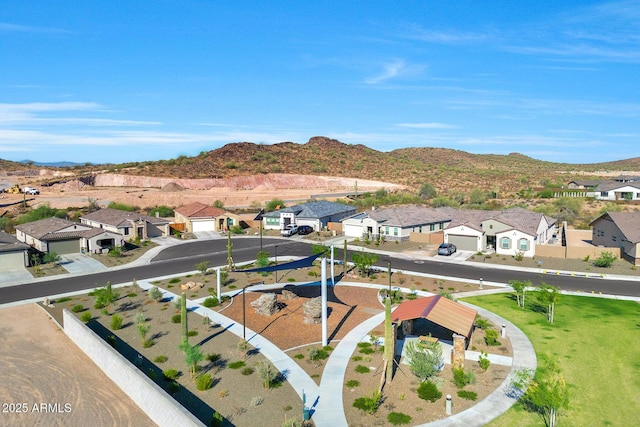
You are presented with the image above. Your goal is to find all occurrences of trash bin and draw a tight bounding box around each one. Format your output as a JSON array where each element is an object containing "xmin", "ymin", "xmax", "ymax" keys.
[{"xmin": 303, "ymin": 407, "xmax": 310, "ymax": 421}]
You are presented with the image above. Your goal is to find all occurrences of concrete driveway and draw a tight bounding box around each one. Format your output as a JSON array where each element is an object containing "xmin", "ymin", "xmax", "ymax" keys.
[
  {"xmin": 0, "ymin": 264, "xmax": 33, "ymax": 288},
  {"xmin": 59, "ymin": 253, "xmax": 108, "ymax": 274}
]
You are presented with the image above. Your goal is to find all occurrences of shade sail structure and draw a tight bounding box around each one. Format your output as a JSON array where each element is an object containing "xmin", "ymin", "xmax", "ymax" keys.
[
  {"xmin": 391, "ymin": 295, "xmax": 477, "ymax": 338},
  {"xmin": 233, "ymin": 253, "xmax": 323, "ymax": 274}
]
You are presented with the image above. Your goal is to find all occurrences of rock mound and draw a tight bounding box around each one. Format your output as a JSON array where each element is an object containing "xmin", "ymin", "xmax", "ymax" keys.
[{"xmin": 162, "ymin": 182, "xmax": 185, "ymax": 192}]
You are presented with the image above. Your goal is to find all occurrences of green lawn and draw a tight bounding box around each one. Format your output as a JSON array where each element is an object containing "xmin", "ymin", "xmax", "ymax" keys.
[{"xmin": 462, "ymin": 293, "xmax": 640, "ymax": 427}]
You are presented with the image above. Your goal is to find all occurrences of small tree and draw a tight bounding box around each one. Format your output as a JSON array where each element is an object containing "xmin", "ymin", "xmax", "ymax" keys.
[
  {"xmin": 508, "ymin": 279, "xmax": 529, "ymax": 308},
  {"xmin": 137, "ymin": 320, "xmax": 151, "ymax": 345},
  {"xmin": 536, "ymin": 283, "xmax": 560, "ymax": 324},
  {"xmin": 255, "ymin": 360, "xmax": 279, "ymax": 390},
  {"xmin": 519, "ymin": 356, "xmax": 569, "ymax": 427},
  {"xmin": 181, "ymin": 342, "xmax": 204, "ymax": 378},
  {"xmin": 352, "ymin": 250, "xmax": 379, "ymax": 277},
  {"xmin": 43, "ymin": 251, "xmax": 61, "ymax": 266},
  {"xmin": 593, "ymin": 251, "xmax": 617, "ymax": 268},
  {"xmin": 195, "ymin": 260, "xmax": 210, "ymax": 281},
  {"xmin": 93, "ymin": 281, "xmax": 119, "ymax": 309},
  {"xmin": 404, "ymin": 340, "xmax": 443, "ymax": 382},
  {"xmin": 256, "ymin": 250, "xmax": 269, "ymax": 274}
]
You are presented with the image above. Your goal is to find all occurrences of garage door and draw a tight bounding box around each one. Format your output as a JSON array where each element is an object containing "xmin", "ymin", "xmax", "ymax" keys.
[
  {"xmin": 447, "ymin": 234, "xmax": 477, "ymax": 251},
  {"xmin": 48, "ymin": 239, "xmax": 80, "ymax": 255},
  {"xmin": 0, "ymin": 252, "xmax": 26, "ymax": 270},
  {"xmin": 192, "ymin": 220, "xmax": 215, "ymax": 233}
]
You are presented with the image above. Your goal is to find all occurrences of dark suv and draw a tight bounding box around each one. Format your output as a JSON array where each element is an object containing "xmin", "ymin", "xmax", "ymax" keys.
[
  {"xmin": 437, "ymin": 243, "xmax": 457, "ymax": 256},
  {"xmin": 297, "ymin": 225, "xmax": 314, "ymax": 235}
]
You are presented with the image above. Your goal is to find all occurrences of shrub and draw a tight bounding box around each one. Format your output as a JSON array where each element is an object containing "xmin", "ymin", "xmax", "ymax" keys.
[
  {"xmin": 250, "ymin": 396, "xmax": 264, "ymax": 406},
  {"xmin": 71, "ymin": 304, "xmax": 85, "ymax": 313},
  {"xmin": 211, "ymin": 411, "xmax": 224, "ymax": 427},
  {"xmin": 255, "ymin": 360, "xmax": 279, "ymax": 390},
  {"xmin": 202, "ymin": 296, "xmax": 219, "ymax": 308},
  {"xmin": 148, "ymin": 286, "xmax": 163, "ymax": 302},
  {"xmin": 241, "ymin": 367, "xmax": 254, "ymax": 376},
  {"xmin": 206, "ymin": 353, "xmax": 221, "ymax": 363},
  {"xmin": 196, "ymin": 373, "xmax": 213, "ymax": 391},
  {"xmin": 294, "ymin": 354, "xmax": 305, "ymax": 360},
  {"xmin": 453, "ymin": 368, "xmax": 476, "ymax": 389},
  {"xmin": 228, "ymin": 361, "xmax": 246, "ymax": 369},
  {"xmin": 417, "ymin": 381, "xmax": 442, "ymax": 402},
  {"xmin": 187, "ymin": 330, "xmax": 198, "ymax": 337},
  {"xmin": 352, "ymin": 391, "xmax": 382, "ymax": 414},
  {"xmin": 359, "ymin": 346, "xmax": 375, "ymax": 355},
  {"xmin": 478, "ymin": 351, "xmax": 491, "ymax": 371},
  {"xmin": 355, "ymin": 365, "xmax": 370, "ymax": 374},
  {"xmin": 154, "ymin": 355, "xmax": 168, "ymax": 363},
  {"xmin": 162, "ymin": 369, "xmax": 180, "ymax": 381},
  {"xmin": 55, "ymin": 296, "xmax": 72, "ymax": 303},
  {"xmin": 110, "ymin": 314, "xmax": 123, "ymax": 330},
  {"xmin": 80, "ymin": 312, "xmax": 92, "ymax": 323},
  {"xmin": 169, "ymin": 277, "xmax": 181, "ymax": 284},
  {"xmin": 485, "ymin": 329, "xmax": 501, "ymax": 346},
  {"xmin": 593, "ymin": 251, "xmax": 617, "ymax": 268},
  {"xmin": 167, "ymin": 381, "xmax": 180, "ymax": 395},
  {"xmin": 308, "ymin": 347, "xmax": 329, "ymax": 361},
  {"xmin": 171, "ymin": 314, "xmax": 181, "ymax": 323},
  {"xmin": 457, "ymin": 390, "xmax": 478, "ymax": 401},
  {"xmin": 388, "ymin": 412, "xmax": 412, "ymax": 425},
  {"xmin": 345, "ymin": 380, "xmax": 360, "ymax": 388}
]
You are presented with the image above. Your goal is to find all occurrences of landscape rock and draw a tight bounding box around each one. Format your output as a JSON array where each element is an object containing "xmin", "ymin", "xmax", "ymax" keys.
[
  {"xmin": 250, "ymin": 293, "xmax": 281, "ymax": 316},
  {"xmin": 281, "ymin": 289, "xmax": 298, "ymax": 300},
  {"xmin": 303, "ymin": 296, "xmax": 322, "ymax": 324}
]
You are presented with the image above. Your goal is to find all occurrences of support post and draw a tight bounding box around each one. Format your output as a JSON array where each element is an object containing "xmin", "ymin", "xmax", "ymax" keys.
[
  {"xmin": 330, "ymin": 244, "xmax": 335, "ymax": 286},
  {"xmin": 321, "ymin": 257, "xmax": 328, "ymax": 347},
  {"xmin": 216, "ymin": 267, "xmax": 221, "ymax": 299},
  {"xmin": 242, "ymin": 287, "xmax": 246, "ymax": 341}
]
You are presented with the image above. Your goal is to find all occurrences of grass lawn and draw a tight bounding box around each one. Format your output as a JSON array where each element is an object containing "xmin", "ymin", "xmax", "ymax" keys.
[{"xmin": 462, "ymin": 293, "xmax": 640, "ymax": 427}]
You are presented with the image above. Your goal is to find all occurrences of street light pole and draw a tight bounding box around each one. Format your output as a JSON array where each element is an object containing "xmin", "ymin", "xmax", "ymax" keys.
[
  {"xmin": 242, "ymin": 286, "xmax": 246, "ymax": 341},
  {"xmin": 274, "ymin": 245, "xmax": 278, "ymax": 283}
]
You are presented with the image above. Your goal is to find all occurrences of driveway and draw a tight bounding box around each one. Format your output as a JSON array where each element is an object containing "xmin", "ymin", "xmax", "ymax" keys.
[
  {"xmin": 59, "ymin": 253, "xmax": 108, "ymax": 274},
  {"xmin": 0, "ymin": 264, "xmax": 33, "ymax": 288}
]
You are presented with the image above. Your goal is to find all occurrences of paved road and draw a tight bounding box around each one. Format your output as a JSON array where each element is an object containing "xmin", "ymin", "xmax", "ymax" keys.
[{"xmin": 1, "ymin": 237, "xmax": 639, "ymax": 305}]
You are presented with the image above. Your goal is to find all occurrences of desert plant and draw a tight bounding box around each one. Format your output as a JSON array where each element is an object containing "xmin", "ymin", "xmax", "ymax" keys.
[
  {"xmin": 417, "ymin": 381, "xmax": 442, "ymax": 402},
  {"xmin": 593, "ymin": 251, "xmax": 617, "ymax": 268},
  {"xmin": 148, "ymin": 286, "xmax": 163, "ymax": 302},
  {"xmin": 479, "ymin": 351, "xmax": 491, "ymax": 371},
  {"xmin": 162, "ymin": 369, "xmax": 180, "ymax": 381},
  {"xmin": 134, "ymin": 311, "xmax": 146, "ymax": 325},
  {"xmin": 110, "ymin": 314, "xmax": 123, "ymax": 330},
  {"xmin": 452, "ymin": 367, "xmax": 476, "ymax": 389},
  {"xmin": 203, "ymin": 296, "xmax": 219, "ymax": 308},
  {"xmin": 154, "ymin": 355, "xmax": 168, "ymax": 363},
  {"xmin": 345, "ymin": 379, "xmax": 360, "ymax": 388},
  {"xmin": 80, "ymin": 312, "xmax": 92, "ymax": 323},
  {"xmin": 388, "ymin": 411, "xmax": 412, "ymax": 425},
  {"xmin": 250, "ymin": 396, "xmax": 264, "ymax": 406},
  {"xmin": 195, "ymin": 260, "xmax": 210, "ymax": 280},
  {"xmin": 355, "ymin": 365, "xmax": 370, "ymax": 374},
  {"xmin": 180, "ymin": 342, "xmax": 204, "ymax": 378},
  {"xmin": 404, "ymin": 340, "xmax": 443, "ymax": 382},
  {"xmin": 195, "ymin": 373, "xmax": 213, "ymax": 391},
  {"xmin": 171, "ymin": 314, "xmax": 181, "ymax": 323},
  {"xmin": 71, "ymin": 304, "xmax": 85, "ymax": 313},
  {"xmin": 181, "ymin": 292, "xmax": 188, "ymax": 346},
  {"xmin": 458, "ymin": 390, "xmax": 478, "ymax": 401},
  {"xmin": 352, "ymin": 390, "xmax": 382, "ymax": 414},
  {"xmin": 241, "ymin": 367, "xmax": 254, "ymax": 376},
  {"xmin": 255, "ymin": 360, "xmax": 279, "ymax": 390},
  {"xmin": 228, "ymin": 361, "xmax": 246, "ymax": 369},
  {"xmin": 485, "ymin": 329, "xmax": 501, "ymax": 346},
  {"xmin": 206, "ymin": 353, "xmax": 221, "ymax": 363},
  {"xmin": 93, "ymin": 281, "xmax": 119, "ymax": 309}
]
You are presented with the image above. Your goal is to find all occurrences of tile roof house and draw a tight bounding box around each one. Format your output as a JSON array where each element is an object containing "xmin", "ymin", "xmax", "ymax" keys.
[
  {"xmin": 80, "ymin": 208, "xmax": 170, "ymax": 240},
  {"xmin": 342, "ymin": 205, "xmax": 453, "ymax": 241},
  {"xmin": 15, "ymin": 217, "xmax": 123, "ymax": 255},
  {"xmin": 590, "ymin": 211, "xmax": 640, "ymax": 265},
  {"xmin": 174, "ymin": 202, "xmax": 240, "ymax": 233},
  {"xmin": 443, "ymin": 206, "xmax": 556, "ymax": 257},
  {"xmin": 0, "ymin": 230, "xmax": 30, "ymax": 267},
  {"xmin": 263, "ymin": 200, "xmax": 357, "ymax": 232},
  {"xmin": 592, "ymin": 181, "xmax": 640, "ymax": 202}
]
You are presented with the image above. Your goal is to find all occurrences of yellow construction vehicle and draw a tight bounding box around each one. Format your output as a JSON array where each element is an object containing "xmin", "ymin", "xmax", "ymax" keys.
[{"xmin": 4, "ymin": 185, "xmax": 21, "ymax": 194}]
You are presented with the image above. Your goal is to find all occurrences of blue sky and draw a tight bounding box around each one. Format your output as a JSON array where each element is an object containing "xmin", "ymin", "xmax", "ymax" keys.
[{"xmin": 1, "ymin": 1, "xmax": 639, "ymax": 164}]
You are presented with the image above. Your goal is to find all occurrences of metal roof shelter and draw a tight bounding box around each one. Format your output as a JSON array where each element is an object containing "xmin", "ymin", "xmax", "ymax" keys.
[{"xmin": 391, "ymin": 295, "xmax": 478, "ymax": 338}]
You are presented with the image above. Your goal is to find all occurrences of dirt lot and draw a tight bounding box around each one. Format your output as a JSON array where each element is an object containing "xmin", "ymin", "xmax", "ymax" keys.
[{"xmin": 0, "ymin": 304, "xmax": 155, "ymax": 427}]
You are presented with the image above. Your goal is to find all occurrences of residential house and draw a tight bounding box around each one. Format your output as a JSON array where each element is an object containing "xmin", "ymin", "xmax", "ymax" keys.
[
  {"xmin": 174, "ymin": 202, "xmax": 240, "ymax": 233},
  {"xmin": 592, "ymin": 181, "xmax": 640, "ymax": 202},
  {"xmin": 80, "ymin": 208, "xmax": 170, "ymax": 240},
  {"xmin": 0, "ymin": 231, "xmax": 30, "ymax": 267},
  {"xmin": 342, "ymin": 205, "xmax": 453, "ymax": 241},
  {"xmin": 443, "ymin": 207, "xmax": 556, "ymax": 257},
  {"xmin": 590, "ymin": 211, "xmax": 640, "ymax": 265},
  {"xmin": 15, "ymin": 217, "xmax": 122, "ymax": 255},
  {"xmin": 263, "ymin": 200, "xmax": 356, "ymax": 231}
]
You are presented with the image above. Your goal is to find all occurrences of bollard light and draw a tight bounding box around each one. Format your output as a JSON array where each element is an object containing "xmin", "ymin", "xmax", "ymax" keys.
[
  {"xmin": 479, "ymin": 278, "xmax": 483, "ymax": 290},
  {"xmin": 446, "ymin": 394, "xmax": 452, "ymax": 415}
]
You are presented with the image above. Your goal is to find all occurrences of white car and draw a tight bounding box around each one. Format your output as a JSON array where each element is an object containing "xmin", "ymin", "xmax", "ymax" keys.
[
  {"xmin": 23, "ymin": 187, "xmax": 40, "ymax": 195},
  {"xmin": 281, "ymin": 225, "xmax": 298, "ymax": 237}
]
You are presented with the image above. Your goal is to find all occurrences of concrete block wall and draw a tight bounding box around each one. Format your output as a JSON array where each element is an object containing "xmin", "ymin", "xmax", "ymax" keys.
[{"xmin": 63, "ymin": 309, "xmax": 204, "ymax": 427}]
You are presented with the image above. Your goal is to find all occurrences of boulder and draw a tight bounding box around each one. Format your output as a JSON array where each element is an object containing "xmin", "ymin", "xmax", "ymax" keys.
[
  {"xmin": 251, "ymin": 293, "xmax": 281, "ymax": 316},
  {"xmin": 303, "ymin": 296, "xmax": 322, "ymax": 324},
  {"xmin": 281, "ymin": 289, "xmax": 298, "ymax": 300}
]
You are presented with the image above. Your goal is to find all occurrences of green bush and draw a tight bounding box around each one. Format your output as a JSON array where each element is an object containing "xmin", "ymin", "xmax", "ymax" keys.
[
  {"xmin": 55, "ymin": 297, "xmax": 72, "ymax": 303},
  {"xmin": 167, "ymin": 381, "xmax": 180, "ymax": 395},
  {"xmin": 453, "ymin": 368, "xmax": 476, "ymax": 389},
  {"xmin": 196, "ymin": 373, "xmax": 213, "ymax": 391},
  {"xmin": 417, "ymin": 381, "xmax": 442, "ymax": 402},
  {"xmin": 206, "ymin": 353, "xmax": 221, "ymax": 363},
  {"xmin": 485, "ymin": 329, "xmax": 501, "ymax": 346},
  {"xmin": 345, "ymin": 380, "xmax": 360, "ymax": 388},
  {"xmin": 228, "ymin": 361, "xmax": 246, "ymax": 369},
  {"xmin": 171, "ymin": 314, "xmax": 181, "ymax": 323},
  {"xmin": 241, "ymin": 367, "xmax": 254, "ymax": 376},
  {"xmin": 308, "ymin": 347, "xmax": 329, "ymax": 361},
  {"xmin": 457, "ymin": 390, "xmax": 478, "ymax": 401},
  {"xmin": 162, "ymin": 369, "xmax": 180, "ymax": 381},
  {"xmin": 388, "ymin": 412, "xmax": 412, "ymax": 425},
  {"xmin": 187, "ymin": 330, "xmax": 198, "ymax": 337},
  {"xmin": 110, "ymin": 314, "xmax": 123, "ymax": 330},
  {"xmin": 478, "ymin": 351, "xmax": 491, "ymax": 371},
  {"xmin": 203, "ymin": 296, "xmax": 219, "ymax": 308},
  {"xmin": 71, "ymin": 304, "xmax": 85, "ymax": 313},
  {"xmin": 593, "ymin": 251, "xmax": 617, "ymax": 268},
  {"xmin": 169, "ymin": 278, "xmax": 181, "ymax": 284},
  {"xmin": 352, "ymin": 391, "xmax": 382, "ymax": 414},
  {"xmin": 355, "ymin": 365, "xmax": 370, "ymax": 374},
  {"xmin": 80, "ymin": 312, "xmax": 92, "ymax": 323},
  {"xmin": 154, "ymin": 355, "xmax": 168, "ymax": 363},
  {"xmin": 294, "ymin": 354, "xmax": 305, "ymax": 360}
]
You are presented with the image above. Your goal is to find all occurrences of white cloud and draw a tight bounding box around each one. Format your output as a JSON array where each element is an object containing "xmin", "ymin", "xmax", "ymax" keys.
[{"xmin": 0, "ymin": 22, "xmax": 69, "ymax": 34}]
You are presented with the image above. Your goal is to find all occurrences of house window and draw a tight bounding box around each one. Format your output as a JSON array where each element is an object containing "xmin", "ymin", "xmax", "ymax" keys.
[
  {"xmin": 123, "ymin": 227, "xmax": 130, "ymax": 236},
  {"xmin": 385, "ymin": 226, "xmax": 389, "ymax": 235},
  {"xmin": 489, "ymin": 224, "xmax": 493, "ymax": 229},
  {"xmin": 612, "ymin": 236, "xmax": 617, "ymax": 242},
  {"xmin": 519, "ymin": 238, "xmax": 529, "ymax": 251},
  {"xmin": 394, "ymin": 227, "xmax": 398, "ymax": 236},
  {"xmin": 601, "ymin": 191, "xmax": 608, "ymax": 197},
  {"xmin": 501, "ymin": 237, "xmax": 511, "ymax": 249}
]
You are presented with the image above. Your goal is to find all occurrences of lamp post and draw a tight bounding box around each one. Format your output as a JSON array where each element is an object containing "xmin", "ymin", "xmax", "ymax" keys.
[{"xmin": 274, "ymin": 245, "xmax": 278, "ymax": 283}]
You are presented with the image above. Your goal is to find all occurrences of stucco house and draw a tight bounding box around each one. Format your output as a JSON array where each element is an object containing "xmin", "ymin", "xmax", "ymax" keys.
[
  {"xmin": 592, "ymin": 181, "xmax": 640, "ymax": 202},
  {"xmin": 14, "ymin": 217, "xmax": 123, "ymax": 255},
  {"xmin": 590, "ymin": 211, "xmax": 640, "ymax": 265},
  {"xmin": 443, "ymin": 207, "xmax": 556, "ymax": 257},
  {"xmin": 0, "ymin": 230, "xmax": 30, "ymax": 267},
  {"xmin": 80, "ymin": 208, "xmax": 170, "ymax": 240},
  {"xmin": 342, "ymin": 205, "xmax": 453, "ymax": 241},
  {"xmin": 263, "ymin": 200, "xmax": 356, "ymax": 232},
  {"xmin": 174, "ymin": 202, "xmax": 240, "ymax": 233}
]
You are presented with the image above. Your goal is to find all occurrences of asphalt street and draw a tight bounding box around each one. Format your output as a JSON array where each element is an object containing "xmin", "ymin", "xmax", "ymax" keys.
[{"xmin": 1, "ymin": 237, "xmax": 638, "ymax": 305}]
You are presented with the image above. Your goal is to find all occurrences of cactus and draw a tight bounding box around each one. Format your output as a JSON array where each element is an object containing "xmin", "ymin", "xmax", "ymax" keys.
[{"xmin": 181, "ymin": 292, "xmax": 188, "ymax": 346}]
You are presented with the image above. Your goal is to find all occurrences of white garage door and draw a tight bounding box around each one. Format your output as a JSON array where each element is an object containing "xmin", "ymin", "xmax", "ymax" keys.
[
  {"xmin": 192, "ymin": 220, "xmax": 215, "ymax": 233},
  {"xmin": 447, "ymin": 234, "xmax": 478, "ymax": 252}
]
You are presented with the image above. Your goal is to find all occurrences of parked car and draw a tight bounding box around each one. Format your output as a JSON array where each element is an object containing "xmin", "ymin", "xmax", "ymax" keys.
[
  {"xmin": 281, "ymin": 224, "xmax": 299, "ymax": 237},
  {"xmin": 23, "ymin": 187, "xmax": 39, "ymax": 195},
  {"xmin": 297, "ymin": 225, "xmax": 314, "ymax": 235},
  {"xmin": 437, "ymin": 243, "xmax": 457, "ymax": 256}
]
